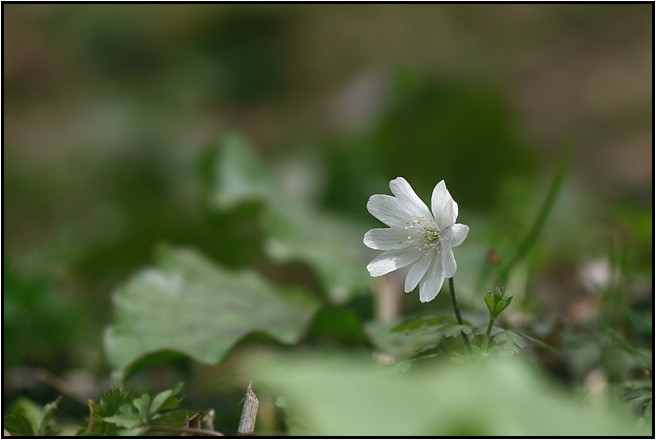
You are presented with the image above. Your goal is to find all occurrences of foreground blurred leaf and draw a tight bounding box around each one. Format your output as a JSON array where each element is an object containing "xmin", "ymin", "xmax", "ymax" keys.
[
  {"xmin": 5, "ymin": 397, "xmax": 61, "ymax": 436},
  {"xmin": 251, "ymin": 354, "xmax": 647, "ymax": 436},
  {"xmin": 105, "ymin": 247, "xmax": 320, "ymax": 377},
  {"xmin": 204, "ymin": 134, "xmax": 370, "ymax": 302},
  {"xmin": 3, "ymin": 414, "xmax": 34, "ymax": 436}
]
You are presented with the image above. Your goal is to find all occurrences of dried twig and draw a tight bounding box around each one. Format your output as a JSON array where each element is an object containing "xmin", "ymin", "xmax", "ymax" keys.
[{"xmin": 237, "ymin": 382, "xmax": 259, "ymax": 435}]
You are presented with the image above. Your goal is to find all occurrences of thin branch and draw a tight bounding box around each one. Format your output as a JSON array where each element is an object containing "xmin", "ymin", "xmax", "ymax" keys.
[{"xmin": 35, "ymin": 368, "xmax": 87, "ymax": 406}]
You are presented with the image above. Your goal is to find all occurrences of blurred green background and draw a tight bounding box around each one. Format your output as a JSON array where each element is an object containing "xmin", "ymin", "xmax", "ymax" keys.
[{"xmin": 3, "ymin": 4, "xmax": 652, "ymax": 435}]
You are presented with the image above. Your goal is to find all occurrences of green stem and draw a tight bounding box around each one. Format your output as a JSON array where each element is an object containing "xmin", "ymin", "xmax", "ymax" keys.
[
  {"xmin": 482, "ymin": 315, "xmax": 496, "ymax": 352},
  {"xmin": 496, "ymin": 147, "xmax": 570, "ymax": 285},
  {"xmin": 448, "ymin": 277, "xmax": 472, "ymax": 354}
]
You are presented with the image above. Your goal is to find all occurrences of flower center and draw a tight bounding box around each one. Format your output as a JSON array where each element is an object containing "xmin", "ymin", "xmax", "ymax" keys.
[
  {"xmin": 424, "ymin": 225, "xmax": 441, "ymax": 244},
  {"xmin": 404, "ymin": 219, "xmax": 441, "ymax": 256}
]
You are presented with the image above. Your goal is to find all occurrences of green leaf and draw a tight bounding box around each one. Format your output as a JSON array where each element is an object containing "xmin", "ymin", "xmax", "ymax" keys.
[
  {"xmin": 204, "ymin": 135, "xmax": 371, "ymax": 302},
  {"xmin": 264, "ymin": 205, "xmax": 371, "ymax": 303},
  {"xmin": 493, "ymin": 330, "xmax": 529, "ymax": 354},
  {"xmin": 440, "ymin": 324, "xmax": 473, "ymax": 339},
  {"xmin": 489, "ymin": 329, "xmax": 558, "ymax": 355},
  {"xmin": 102, "ymin": 413, "xmax": 142, "ymax": 430},
  {"xmin": 207, "ymin": 134, "xmax": 277, "ymax": 209},
  {"xmin": 365, "ymin": 320, "xmax": 442, "ymax": 360},
  {"xmin": 99, "ymin": 389, "xmax": 134, "ymax": 417},
  {"xmin": 105, "ymin": 247, "xmax": 320, "ymax": 376},
  {"xmin": 79, "ymin": 388, "xmax": 135, "ymax": 435},
  {"xmin": 513, "ymin": 330, "xmax": 560, "ymax": 354},
  {"xmin": 132, "ymin": 394, "xmax": 151, "ymax": 420},
  {"xmin": 102, "ymin": 401, "xmax": 143, "ymax": 430},
  {"xmin": 37, "ymin": 396, "xmax": 61, "ymax": 436},
  {"xmin": 3, "ymin": 414, "xmax": 35, "ymax": 436},
  {"xmin": 149, "ymin": 383, "xmax": 183, "ymax": 415},
  {"xmin": 82, "ymin": 386, "xmax": 186, "ymax": 436},
  {"xmin": 366, "ymin": 318, "xmax": 471, "ymax": 361},
  {"xmin": 622, "ymin": 381, "xmax": 653, "ymax": 420},
  {"xmin": 5, "ymin": 397, "xmax": 61, "ymax": 436},
  {"xmin": 483, "ymin": 287, "xmax": 513, "ymax": 318},
  {"xmin": 156, "ymin": 396, "xmax": 182, "ymax": 413},
  {"xmin": 250, "ymin": 354, "xmax": 648, "ymax": 436}
]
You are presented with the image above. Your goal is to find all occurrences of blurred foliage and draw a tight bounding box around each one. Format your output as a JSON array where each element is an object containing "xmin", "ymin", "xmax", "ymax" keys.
[
  {"xmin": 4, "ymin": 397, "xmax": 62, "ymax": 436},
  {"xmin": 26, "ymin": 5, "xmax": 292, "ymax": 105},
  {"xmin": 251, "ymin": 354, "xmax": 648, "ymax": 436},
  {"xmin": 3, "ymin": 4, "xmax": 652, "ymax": 436},
  {"xmin": 3, "ymin": 264, "xmax": 92, "ymax": 371},
  {"xmin": 79, "ymin": 383, "xmax": 187, "ymax": 436},
  {"xmin": 105, "ymin": 247, "xmax": 319, "ymax": 379},
  {"xmin": 203, "ymin": 134, "xmax": 372, "ymax": 302},
  {"xmin": 321, "ymin": 72, "xmax": 537, "ymax": 217},
  {"xmin": 495, "ymin": 147, "xmax": 569, "ymax": 284}
]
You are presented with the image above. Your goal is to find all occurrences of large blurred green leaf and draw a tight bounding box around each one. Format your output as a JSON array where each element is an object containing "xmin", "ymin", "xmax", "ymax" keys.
[
  {"xmin": 104, "ymin": 247, "xmax": 320, "ymax": 377},
  {"xmin": 205, "ymin": 134, "xmax": 371, "ymax": 302},
  {"xmin": 251, "ymin": 354, "xmax": 648, "ymax": 436},
  {"xmin": 264, "ymin": 205, "xmax": 370, "ymax": 303}
]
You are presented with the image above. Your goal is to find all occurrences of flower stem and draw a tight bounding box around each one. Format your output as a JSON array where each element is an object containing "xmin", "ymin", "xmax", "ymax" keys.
[{"xmin": 448, "ymin": 277, "xmax": 472, "ymax": 354}]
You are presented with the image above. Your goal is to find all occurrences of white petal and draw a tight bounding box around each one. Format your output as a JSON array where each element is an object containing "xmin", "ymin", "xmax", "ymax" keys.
[
  {"xmin": 442, "ymin": 224, "xmax": 469, "ymax": 247},
  {"xmin": 389, "ymin": 177, "xmax": 432, "ymax": 220},
  {"xmin": 431, "ymin": 180, "xmax": 458, "ymax": 223},
  {"xmin": 404, "ymin": 251, "xmax": 433, "ymax": 293},
  {"xmin": 441, "ymin": 247, "xmax": 457, "ymax": 278},
  {"xmin": 418, "ymin": 252, "xmax": 446, "ymax": 302},
  {"xmin": 367, "ymin": 195, "xmax": 413, "ymax": 228},
  {"xmin": 364, "ymin": 228, "xmax": 418, "ymax": 250},
  {"xmin": 435, "ymin": 198, "xmax": 455, "ymax": 229},
  {"xmin": 367, "ymin": 247, "xmax": 423, "ymax": 277}
]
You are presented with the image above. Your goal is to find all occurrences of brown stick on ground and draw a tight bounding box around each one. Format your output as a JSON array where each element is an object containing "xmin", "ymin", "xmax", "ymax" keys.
[{"xmin": 237, "ymin": 382, "xmax": 259, "ymax": 435}]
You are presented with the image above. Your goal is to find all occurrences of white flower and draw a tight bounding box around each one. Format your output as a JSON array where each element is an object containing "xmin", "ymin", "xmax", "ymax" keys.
[{"xmin": 364, "ymin": 177, "xmax": 469, "ymax": 302}]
